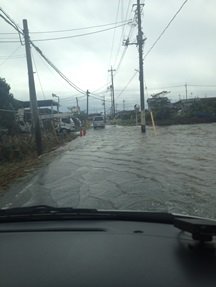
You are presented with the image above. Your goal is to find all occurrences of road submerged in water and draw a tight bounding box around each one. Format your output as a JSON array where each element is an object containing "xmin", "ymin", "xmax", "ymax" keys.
[{"xmin": 1, "ymin": 123, "xmax": 216, "ymax": 219}]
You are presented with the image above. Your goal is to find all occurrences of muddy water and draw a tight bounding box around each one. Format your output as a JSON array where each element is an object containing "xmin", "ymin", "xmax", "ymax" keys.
[{"xmin": 1, "ymin": 123, "xmax": 216, "ymax": 219}]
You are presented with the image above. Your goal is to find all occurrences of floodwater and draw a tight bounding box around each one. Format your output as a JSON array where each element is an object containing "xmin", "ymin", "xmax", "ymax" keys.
[{"xmin": 1, "ymin": 123, "xmax": 216, "ymax": 219}]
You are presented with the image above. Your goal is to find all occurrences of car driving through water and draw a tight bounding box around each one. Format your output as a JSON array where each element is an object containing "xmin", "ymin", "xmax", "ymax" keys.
[{"xmin": 93, "ymin": 116, "xmax": 105, "ymax": 129}]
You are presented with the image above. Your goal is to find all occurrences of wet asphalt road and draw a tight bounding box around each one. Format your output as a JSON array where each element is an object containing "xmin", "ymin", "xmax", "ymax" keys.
[{"xmin": 1, "ymin": 124, "xmax": 216, "ymax": 219}]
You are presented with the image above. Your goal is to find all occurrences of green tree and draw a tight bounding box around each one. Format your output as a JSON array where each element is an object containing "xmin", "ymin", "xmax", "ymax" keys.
[{"xmin": 0, "ymin": 78, "xmax": 16, "ymax": 132}]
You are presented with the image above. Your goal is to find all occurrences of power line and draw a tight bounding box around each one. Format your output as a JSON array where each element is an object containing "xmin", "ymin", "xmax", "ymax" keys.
[
  {"xmin": 188, "ymin": 84, "xmax": 216, "ymax": 88},
  {"xmin": 0, "ymin": 7, "xmax": 87, "ymax": 97},
  {"xmin": 61, "ymin": 94, "xmax": 85, "ymax": 101},
  {"xmin": 0, "ymin": 54, "xmax": 25, "ymax": 58},
  {"xmin": 116, "ymin": 71, "xmax": 138, "ymax": 98},
  {"xmin": 32, "ymin": 41, "xmax": 86, "ymax": 94},
  {"xmin": 90, "ymin": 94, "xmax": 104, "ymax": 101},
  {"xmin": 144, "ymin": 0, "xmax": 189, "ymax": 60},
  {"xmin": 0, "ymin": 45, "xmax": 22, "ymax": 66},
  {"xmin": 113, "ymin": 7, "xmax": 136, "ymax": 74},
  {"xmin": 0, "ymin": 20, "xmax": 131, "ymax": 43},
  {"xmin": 0, "ymin": 32, "xmax": 17, "ymax": 34},
  {"xmin": 0, "ymin": 8, "xmax": 24, "ymax": 45},
  {"xmin": 117, "ymin": 0, "xmax": 189, "ymax": 99},
  {"xmin": 108, "ymin": 0, "xmax": 121, "ymax": 68},
  {"xmin": 121, "ymin": 0, "xmax": 132, "ymax": 42},
  {"xmin": 148, "ymin": 84, "xmax": 184, "ymax": 90},
  {"xmin": 30, "ymin": 19, "xmax": 132, "ymax": 34},
  {"xmin": 31, "ymin": 22, "xmax": 131, "ymax": 42},
  {"xmin": 0, "ymin": 40, "xmax": 21, "ymax": 43},
  {"xmin": 32, "ymin": 51, "xmax": 46, "ymax": 100},
  {"xmin": 147, "ymin": 84, "xmax": 216, "ymax": 90},
  {"xmin": 92, "ymin": 7, "xmax": 135, "ymax": 93},
  {"xmin": 0, "ymin": 19, "xmax": 131, "ymax": 35},
  {"xmin": 90, "ymin": 92, "xmax": 112, "ymax": 102},
  {"xmin": 0, "ymin": 37, "xmax": 20, "ymax": 40}
]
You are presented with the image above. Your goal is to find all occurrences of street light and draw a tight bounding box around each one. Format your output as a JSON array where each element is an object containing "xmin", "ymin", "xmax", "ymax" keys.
[{"xmin": 52, "ymin": 93, "xmax": 60, "ymax": 113}]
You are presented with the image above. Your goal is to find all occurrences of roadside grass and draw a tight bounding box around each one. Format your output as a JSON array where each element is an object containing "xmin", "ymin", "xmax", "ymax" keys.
[{"xmin": 0, "ymin": 132, "xmax": 78, "ymax": 189}]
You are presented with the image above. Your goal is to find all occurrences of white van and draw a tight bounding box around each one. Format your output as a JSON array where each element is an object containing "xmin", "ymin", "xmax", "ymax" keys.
[{"xmin": 93, "ymin": 116, "xmax": 105, "ymax": 129}]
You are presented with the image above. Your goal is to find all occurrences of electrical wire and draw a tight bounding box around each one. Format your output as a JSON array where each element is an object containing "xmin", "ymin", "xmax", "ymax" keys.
[
  {"xmin": 113, "ymin": 0, "xmax": 132, "ymax": 68},
  {"xmin": 92, "ymin": 5, "xmax": 135, "ymax": 93},
  {"xmin": 147, "ymin": 84, "xmax": 216, "ymax": 91},
  {"xmin": 114, "ymin": 14, "xmax": 136, "ymax": 76},
  {"xmin": 30, "ymin": 19, "xmax": 132, "ymax": 34},
  {"xmin": 30, "ymin": 41, "xmax": 86, "ymax": 95},
  {"xmin": 0, "ymin": 7, "xmax": 87, "ymax": 97},
  {"xmin": 188, "ymin": 84, "xmax": 216, "ymax": 88},
  {"xmin": 144, "ymin": 0, "xmax": 189, "ymax": 60},
  {"xmin": 32, "ymin": 22, "xmax": 131, "ymax": 42},
  {"xmin": 90, "ymin": 92, "xmax": 111, "ymax": 102},
  {"xmin": 117, "ymin": 0, "xmax": 189, "ymax": 99},
  {"xmin": 113, "ymin": 18, "xmax": 135, "ymax": 75},
  {"xmin": 0, "ymin": 22, "xmax": 130, "ymax": 43},
  {"xmin": 0, "ymin": 19, "xmax": 131, "ymax": 35},
  {"xmin": 0, "ymin": 54, "xmax": 25, "ymax": 58},
  {"xmin": 116, "ymin": 71, "xmax": 138, "ymax": 98},
  {"xmin": 0, "ymin": 37, "xmax": 20, "ymax": 40},
  {"xmin": 0, "ymin": 8, "xmax": 24, "ymax": 45},
  {"xmin": 148, "ymin": 84, "xmax": 184, "ymax": 90},
  {"xmin": 92, "ymin": 12, "xmax": 134, "ymax": 94},
  {"xmin": 108, "ymin": 0, "xmax": 121, "ymax": 69},
  {"xmin": 0, "ymin": 45, "xmax": 22, "ymax": 66},
  {"xmin": 0, "ymin": 31, "xmax": 17, "ymax": 34},
  {"xmin": 32, "ymin": 51, "xmax": 46, "ymax": 100},
  {"xmin": 61, "ymin": 94, "xmax": 86, "ymax": 101}
]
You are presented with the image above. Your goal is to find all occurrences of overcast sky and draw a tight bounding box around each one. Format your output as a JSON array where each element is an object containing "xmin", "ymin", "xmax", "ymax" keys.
[{"xmin": 0, "ymin": 0, "xmax": 216, "ymax": 113}]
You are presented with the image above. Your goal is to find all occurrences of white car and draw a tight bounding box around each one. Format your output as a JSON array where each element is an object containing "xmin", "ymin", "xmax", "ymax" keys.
[
  {"xmin": 93, "ymin": 116, "xmax": 105, "ymax": 129},
  {"xmin": 59, "ymin": 117, "xmax": 75, "ymax": 132}
]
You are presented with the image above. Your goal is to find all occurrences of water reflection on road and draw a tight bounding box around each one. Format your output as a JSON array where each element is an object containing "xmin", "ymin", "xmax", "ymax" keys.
[{"xmin": 1, "ymin": 124, "xmax": 216, "ymax": 219}]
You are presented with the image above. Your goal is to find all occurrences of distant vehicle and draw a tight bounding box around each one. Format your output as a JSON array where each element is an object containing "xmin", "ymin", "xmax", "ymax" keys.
[
  {"xmin": 93, "ymin": 116, "xmax": 105, "ymax": 129},
  {"xmin": 58, "ymin": 117, "xmax": 75, "ymax": 133}
]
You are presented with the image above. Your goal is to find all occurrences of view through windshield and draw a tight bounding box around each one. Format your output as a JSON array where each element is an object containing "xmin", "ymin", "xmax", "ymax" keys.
[{"xmin": 0, "ymin": 0, "xmax": 216, "ymax": 220}]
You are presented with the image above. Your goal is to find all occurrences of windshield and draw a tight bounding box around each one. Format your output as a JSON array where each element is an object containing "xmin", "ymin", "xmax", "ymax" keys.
[
  {"xmin": 94, "ymin": 117, "xmax": 104, "ymax": 121},
  {"xmin": 0, "ymin": 1, "xmax": 216, "ymax": 220}
]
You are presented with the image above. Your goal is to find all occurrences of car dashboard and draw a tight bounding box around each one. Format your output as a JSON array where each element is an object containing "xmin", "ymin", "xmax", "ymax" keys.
[{"xmin": 1, "ymin": 218, "xmax": 216, "ymax": 287}]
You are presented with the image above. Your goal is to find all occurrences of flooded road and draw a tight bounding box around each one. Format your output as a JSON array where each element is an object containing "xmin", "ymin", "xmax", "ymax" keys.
[{"xmin": 1, "ymin": 123, "xmax": 216, "ymax": 219}]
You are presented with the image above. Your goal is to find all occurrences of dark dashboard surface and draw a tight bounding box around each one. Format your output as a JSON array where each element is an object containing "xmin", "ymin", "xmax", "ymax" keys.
[{"xmin": 0, "ymin": 220, "xmax": 216, "ymax": 287}]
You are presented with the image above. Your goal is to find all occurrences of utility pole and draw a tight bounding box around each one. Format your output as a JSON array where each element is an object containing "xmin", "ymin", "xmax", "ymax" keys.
[
  {"xmin": 123, "ymin": 99, "xmax": 125, "ymax": 111},
  {"xmin": 52, "ymin": 93, "xmax": 59, "ymax": 113},
  {"xmin": 185, "ymin": 83, "xmax": 188, "ymax": 100},
  {"xmin": 76, "ymin": 97, "xmax": 80, "ymax": 113},
  {"xmin": 108, "ymin": 66, "xmax": 116, "ymax": 118},
  {"xmin": 109, "ymin": 85, "xmax": 113, "ymax": 117},
  {"xmin": 23, "ymin": 19, "xmax": 42, "ymax": 155},
  {"xmin": 136, "ymin": 0, "xmax": 146, "ymax": 133},
  {"xmin": 76, "ymin": 97, "xmax": 79, "ymax": 110},
  {"xmin": 103, "ymin": 95, "xmax": 106, "ymax": 122},
  {"xmin": 86, "ymin": 89, "xmax": 90, "ymax": 116},
  {"xmin": 134, "ymin": 104, "xmax": 139, "ymax": 126}
]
